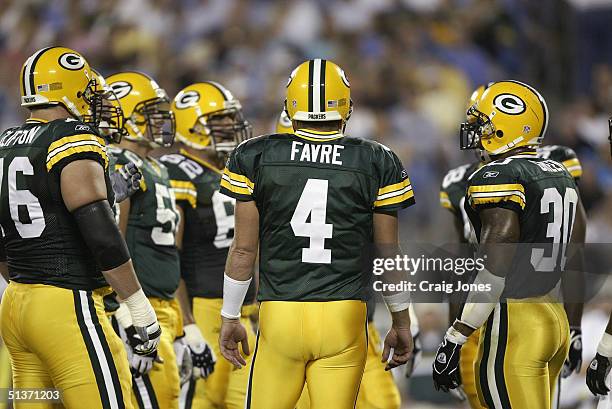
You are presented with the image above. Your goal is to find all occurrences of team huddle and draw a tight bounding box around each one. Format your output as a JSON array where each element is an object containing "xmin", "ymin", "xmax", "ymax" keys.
[{"xmin": 0, "ymin": 45, "xmax": 610, "ymax": 409}]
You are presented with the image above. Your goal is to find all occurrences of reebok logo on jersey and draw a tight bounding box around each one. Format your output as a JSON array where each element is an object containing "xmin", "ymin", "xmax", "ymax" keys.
[
  {"xmin": 75, "ymin": 125, "xmax": 90, "ymax": 132},
  {"xmin": 437, "ymin": 353, "xmax": 447, "ymax": 364},
  {"xmin": 483, "ymin": 171, "xmax": 499, "ymax": 178}
]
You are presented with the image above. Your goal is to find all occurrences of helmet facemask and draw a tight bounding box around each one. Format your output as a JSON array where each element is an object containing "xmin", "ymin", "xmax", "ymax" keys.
[
  {"xmin": 195, "ymin": 108, "xmax": 252, "ymax": 153},
  {"xmin": 82, "ymin": 78, "xmax": 126, "ymax": 143},
  {"xmin": 459, "ymin": 105, "xmax": 495, "ymax": 151},
  {"xmin": 131, "ymin": 98, "xmax": 176, "ymax": 148}
]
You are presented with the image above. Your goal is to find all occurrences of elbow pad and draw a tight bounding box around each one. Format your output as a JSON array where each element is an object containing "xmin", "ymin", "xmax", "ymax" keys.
[{"xmin": 72, "ymin": 200, "xmax": 130, "ymax": 271}]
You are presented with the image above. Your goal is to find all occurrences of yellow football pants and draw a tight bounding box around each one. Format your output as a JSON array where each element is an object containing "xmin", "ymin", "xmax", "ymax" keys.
[
  {"xmin": 475, "ymin": 300, "xmax": 569, "ymax": 409},
  {"xmin": 461, "ymin": 328, "xmax": 486, "ymax": 409},
  {"xmin": 0, "ymin": 282, "xmax": 133, "ymax": 409},
  {"xmin": 129, "ymin": 297, "xmax": 182, "ymax": 409},
  {"xmin": 182, "ymin": 298, "xmax": 257, "ymax": 409},
  {"xmin": 247, "ymin": 300, "xmax": 367, "ymax": 409},
  {"xmin": 295, "ymin": 322, "xmax": 400, "ymax": 409}
]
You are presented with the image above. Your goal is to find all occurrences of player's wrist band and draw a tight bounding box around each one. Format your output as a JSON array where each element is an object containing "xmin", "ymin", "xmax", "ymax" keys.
[
  {"xmin": 184, "ymin": 323, "xmax": 206, "ymax": 346},
  {"xmin": 221, "ymin": 274, "xmax": 252, "ymax": 319},
  {"xmin": 446, "ymin": 326, "xmax": 468, "ymax": 346},
  {"xmin": 459, "ymin": 267, "xmax": 505, "ymax": 330},
  {"xmin": 597, "ymin": 332, "xmax": 612, "ymax": 357},
  {"xmin": 124, "ymin": 289, "xmax": 157, "ymax": 328},
  {"xmin": 383, "ymin": 291, "xmax": 411, "ymax": 313},
  {"xmin": 114, "ymin": 302, "xmax": 133, "ymax": 328}
]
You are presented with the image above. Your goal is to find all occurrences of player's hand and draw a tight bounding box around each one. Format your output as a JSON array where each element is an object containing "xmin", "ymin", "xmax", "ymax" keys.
[
  {"xmin": 184, "ymin": 324, "xmax": 216, "ymax": 379},
  {"xmin": 132, "ymin": 321, "xmax": 162, "ymax": 355},
  {"xmin": 173, "ymin": 336, "xmax": 193, "ymax": 385},
  {"xmin": 110, "ymin": 162, "xmax": 142, "ymax": 203},
  {"xmin": 432, "ymin": 336, "xmax": 462, "ymax": 392},
  {"xmin": 124, "ymin": 326, "xmax": 163, "ymax": 377},
  {"xmin": 219, "ymin": 317, "xmax": 250, "ymax": 369},
  {"xmin": 562, "ymin": 326, "xmax": 582, "ymax": 378},
  {"xmin": 382, "ymin": 325, "xmax": 413, "ymax": 371},
  {"xmin": 404, "ymin": 331, "xmax": 422, "ymax": 378},
  {"xmin": 586, "ymin": 353, "xmax": 612, "ymax": 396}
]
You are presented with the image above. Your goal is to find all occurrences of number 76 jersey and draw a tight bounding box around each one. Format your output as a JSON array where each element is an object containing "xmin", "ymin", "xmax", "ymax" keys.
[{"xmin": 220, "ymin": 133, "xmax": 415, "ymax": 302}]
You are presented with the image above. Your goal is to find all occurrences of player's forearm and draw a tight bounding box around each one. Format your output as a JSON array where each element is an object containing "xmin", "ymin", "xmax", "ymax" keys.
[
  {"xmin": 176, "ymin": 278, "xmax": 196, "ymax": 325},
  {"xmin": 102, "ymin": 259, "xmax": 142, "ymax": 300},
  {"xmin": 391, "ymin": 308, "xmax": 411, "ymax": 328},
  {"xmin": 225, "ymin": 242, "xmax": 257, "ymax": 281}
]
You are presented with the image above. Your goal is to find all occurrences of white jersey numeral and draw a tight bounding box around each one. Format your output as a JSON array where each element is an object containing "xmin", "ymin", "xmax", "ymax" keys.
[
  {"xmin": 0, "ymin": 157, "xmax": 46, "ymax": 238},
  {"xmin": 151, "ymin": 183, "xmax": 178, "ymax": 246},
  {"xmin": 212, "ymin": 190, "xmax": 235, "ymax": 248},
  {"xmin": 290, "ymin": 179, "xmax": 333, "ymax": 264},
  {"xmin": 530, "ymin": 187, "xmax": 577, "ymax": 271}
]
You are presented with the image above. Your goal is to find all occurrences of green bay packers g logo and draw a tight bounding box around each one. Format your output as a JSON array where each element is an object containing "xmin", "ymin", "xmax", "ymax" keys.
[
  {"xmin": 109, "ymin": 81, "xmax": 132, "ymax": 99},
  {"xmin": 58, "ymin": 53, "xmax": 85, "ymax": 70},
  {"xmin": 493, "ymin": 93, "xmax": 526, "ymax": 115},
  {"xmin": 174, "ymin": 90, "xmax": 200, "ymax": 109}
]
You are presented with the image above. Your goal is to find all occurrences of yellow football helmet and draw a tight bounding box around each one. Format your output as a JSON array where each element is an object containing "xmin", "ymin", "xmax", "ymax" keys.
[
  {"xmin": 276, "ymin": 110, "xmax": 293, "ymax": 134},
  {"xmin": 20, "ymin": 46, "xmax": 103, "ymax": 124},
  {"xmin": 285, "ymin": 59, "xmax": 352, "ymax": 129},
  {"xmin": 171, "ymin": 81, "xmax": 251, "ymax": 152},
  {"xmin": 106, "ymin": 71, "xmax": 175, "ymax": 147},
  {"xmin": 86, "ymin": 69, "xmax": 125, "ymax": 142},
  {"xmin": 460, "ymin": 80, "xmax": 548, "ymax": 156}
]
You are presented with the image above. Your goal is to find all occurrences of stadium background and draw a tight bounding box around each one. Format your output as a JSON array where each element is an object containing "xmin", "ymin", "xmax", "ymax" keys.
[{"xmin": 0, "ymin": 0, "xmax": 610, "ymax": 408}]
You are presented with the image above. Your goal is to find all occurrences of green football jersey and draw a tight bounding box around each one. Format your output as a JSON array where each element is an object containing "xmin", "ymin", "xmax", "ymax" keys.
[
  {"xmin": 109, "ymin": 147, "xmax": 180, "ymax": 299},
  {"xmin": 160, "ymin": 149, "xmax": 256, "ymax": 301},
  {"xmin": 0, "ymin": 118, "xmax": 112, "ymax": 290},
  {"xmin": 220, "ymin": 132, "xmax": 415, "ymax": 302},
  {"xmin": 465, "ymin": 150, "xmax": 579, "ymax": 299},
  {"xmin": 440, "ymin": 145, "xmax": 582, "ymax": 243}
]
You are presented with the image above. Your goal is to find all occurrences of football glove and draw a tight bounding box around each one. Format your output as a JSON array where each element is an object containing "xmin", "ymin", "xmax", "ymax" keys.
[
  {"xmin": 110, "ymin": 162, "xmax": 142, "ymax": 203},
  {"xmin": 586, "ymin": 353, "xmax": 612, "ymax": 396},
  {"xmin": 404, "ymin": 331, "xmax": 422, "ymax": 378},
  {"xmin": 173, "ymin": 336, "xmax": 193, "ymax": 385},
  {"xmin": 561, "ymin": 326, "xmax": 582, "ymax": 378},
  {"xmin": 184, "ymin": 324, "xmax": 216, "ymax": 379},
  {"xmin": 124, "ymin": 325, "xmax": 162, "ymax": 377},
  {"xmin": 432, "ymin": 327, "xmax": 466, "ymax": 393}
]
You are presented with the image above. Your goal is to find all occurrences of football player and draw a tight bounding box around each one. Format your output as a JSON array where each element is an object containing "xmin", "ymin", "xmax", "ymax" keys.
[
  {"xmin": 439, "ymin": 83, "xmax": 586, "ymax": 408},
  {"xmin": 0, "ymin": 47, "xmax": 161, "ymax": 409},
  {"xmin": 105, "ymin": 71, "xmax": 182, "ymax": 409},
  {"xmin": 276, "ymin": 111, "xmax": 419, "ymax": 409},
  {"xmin": 159, "ymin": 81, "xmax": 254, "ymax": 409},
  {"xmin": 218, "ymin": 59, "xmax": 415, "ymax": 409},
  {"xmin": 432, "ymin": 80, "xmax": 587, "ymax": 409}
]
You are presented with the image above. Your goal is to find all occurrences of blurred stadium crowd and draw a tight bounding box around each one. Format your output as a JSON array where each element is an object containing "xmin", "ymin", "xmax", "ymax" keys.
[{"xmin": 0, "ymin": 0, "xmax": 611, "ymax": 408}]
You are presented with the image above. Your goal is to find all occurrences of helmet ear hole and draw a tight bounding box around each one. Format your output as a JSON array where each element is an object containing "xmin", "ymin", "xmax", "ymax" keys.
[{"xmin": 496, "ymin": 130, "xmax": 504, "ymax": 138}]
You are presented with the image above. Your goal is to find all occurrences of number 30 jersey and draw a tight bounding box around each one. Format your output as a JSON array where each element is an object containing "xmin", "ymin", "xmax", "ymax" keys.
[
  {"xmin": 109, "ymin": 147, "xmax": 180, "ymax": 299},
  {"xmin": 160, "ymin": 150, "xmax": 256, "ymax": 301},
  {"xmin": 465, "ymin": 150, "xmax": 579, "ymax": 299},
  {"xmin": 220, "ymin": 133, "xmax": 415, "ymax": 302},
  {"xmin": 0, "ymin": 118, "xmax": 112, "ymax": 290}
]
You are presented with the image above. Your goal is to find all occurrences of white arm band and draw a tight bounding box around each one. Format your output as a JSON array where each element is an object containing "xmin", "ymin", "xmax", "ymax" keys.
[
  {"xmin": 124, "ymin": 289, "xmax": 157, "ymax": 328},
  {"xmin": 597, "ymin": 332, "xmax": 612, "ymax": 357},
  {"xmin": 114, "ymin": 302, "xmax": 133, "ymax": 328},
  {"xmin": 409, "ymin": 303, "xmax": 419, "ymax": 335},
  {"xmin": 383, "ymin": 290, "xmax": 411, "ymax": 313},
  {"xmin": 459, "ymin": 268, "xmax": 506, "ymax": 330},
  {"xmin": 221, "ymin": 274, "xmax": 252, "ymax": 319}
]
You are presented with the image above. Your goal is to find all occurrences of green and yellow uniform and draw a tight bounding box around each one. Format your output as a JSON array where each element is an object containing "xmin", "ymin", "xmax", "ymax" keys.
[
  {"xmin": 221, "ymin": 132, "xmax": 414, "ymax": 409},
  {"xmin": 465, "ymin": 150, "xmax": 577, "ymax": 409},
  {"xmin": 110, "ymin": 146, "xmax": 182, "ymax": 409},
  {"xmin": 160, "ymin": 149, "xmax": 257, "ymax": 409},
  {"xmin": 439, "ymin": 145, "xmax": 582, "ymax": 409},
  {"xmin": 0, "ymin": 118, "xmax": 133, "ymax": 409}
]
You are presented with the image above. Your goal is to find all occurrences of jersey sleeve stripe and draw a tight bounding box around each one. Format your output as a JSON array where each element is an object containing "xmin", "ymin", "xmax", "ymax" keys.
[
  {"xmin": 378, "ymin": 178, "xmax": 411, "ymax": 196},
  {"xmin": 48, "ymin": 134, "xmax": 106, "ymax": 157},
  {"xmin": 470, "ymin": 194, "xmax": 525, "ymax": 209},
  {"xmin": 223, "ymin": 169, "xmax": 255, "ymax": 190},
  {"xmin": 46, "ymin": 144, "xmax": 109, "ymax": 172},
  {"xmin": 375, "ymin": 184, "xmax": 412, "ymax": 201},
  {"xmin": 440, "ymin": 191, "xmax": 454, "ymax": 211},
  {"xmin": 170, "ymin": 180, "xmax": 197, "ymax": 208},
  {"xmin": 220, "ymin": 177, "xmax": 251, "ymax": 196},
  {"xmin": 467, "ymin": 183, "xmax": 525, "ymax": 195},
  {"xmin": 374, "ymin": 189, "xmax": 414, "ymax": 208},
  {"xmin": 561, "ymin": 158, "xmax": 582, "ymax": 178}
]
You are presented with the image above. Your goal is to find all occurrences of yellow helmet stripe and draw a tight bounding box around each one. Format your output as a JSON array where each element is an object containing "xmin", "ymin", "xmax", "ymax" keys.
[{"xmin": 23, "ymin": 46, "xmax": 55, "ymax": 96}]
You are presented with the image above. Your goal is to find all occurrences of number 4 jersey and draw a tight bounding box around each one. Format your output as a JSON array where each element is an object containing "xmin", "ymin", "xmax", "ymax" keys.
[
  {"xmin": 0, "ymin": 118, "xmax": 113, "ymax": 290},
  {"xmin": 159, "ymin": 150, "xmax": 256, "ymax": 301},
  {"xmin": 220, "ymin": 133, "xmax": 415, "ymax": 302},
  {"xmin": 109, "ymin": 147, "xmax": 180, "ymax": 299},
  {"xmin": 465, "ymin": 150, "xmax": 579, "ymax": 299}
]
